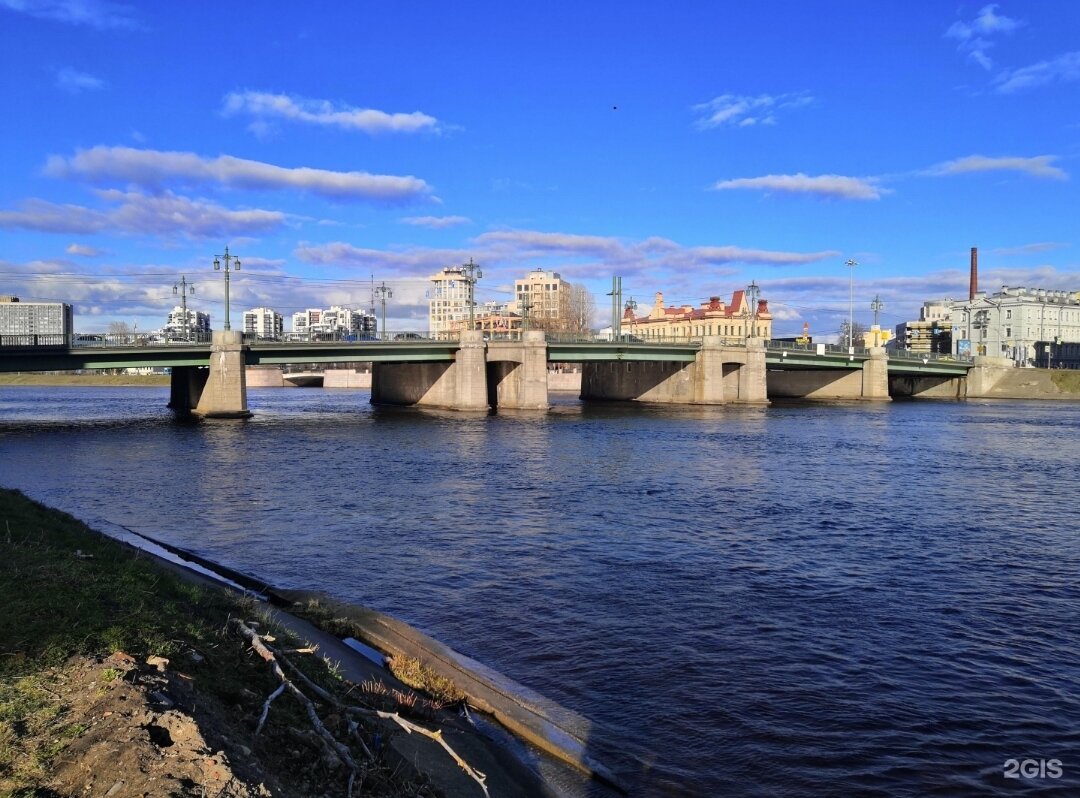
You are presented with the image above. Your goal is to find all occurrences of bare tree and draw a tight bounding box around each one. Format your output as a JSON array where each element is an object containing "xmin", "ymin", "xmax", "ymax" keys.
[
  {"xmin": 838, "ymin": 320, "xmax": 868, "ymax": 347},
  {"xmin": 108, "ymin": 321, "xmax": 131, "ymax": 339},
  {"xmin": 568, "ymin": 284, "xmax": 597, "ymax": 334}
]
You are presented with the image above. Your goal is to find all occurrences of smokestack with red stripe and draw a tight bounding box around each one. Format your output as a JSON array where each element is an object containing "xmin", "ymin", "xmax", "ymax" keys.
[{"xmin": 969, "ymin": 247, "xmax": 978, "ymax": 300}]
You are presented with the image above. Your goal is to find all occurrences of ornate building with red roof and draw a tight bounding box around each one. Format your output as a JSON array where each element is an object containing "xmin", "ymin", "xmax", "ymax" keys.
[{"xmin": 626, "ymin": 290, "xmax": 772, "ymax": 341}]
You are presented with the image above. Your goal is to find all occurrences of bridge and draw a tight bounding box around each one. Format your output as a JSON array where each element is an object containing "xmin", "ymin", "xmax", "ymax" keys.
[{"xmin": 0, "ymin": 331, "xmax": 979, "ymax": 418}]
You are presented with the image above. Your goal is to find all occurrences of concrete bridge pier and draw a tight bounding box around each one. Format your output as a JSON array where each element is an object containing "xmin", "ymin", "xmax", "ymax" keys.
[
  {"xmin": 193, "ymin": 331, "xmax": 252, "ymax": 418},
  {"xmin": 487, "ymin": 331, "xmax": 549, "ymax": 410},
  {"xmin": 720, "ymin": 339, "xmax": 769, "ymax": 404},
  {"xmin": 861, "ymin": 347, "xmax": 891, "ymax": 401},
  {"xmin": 371, "ymin": 331, "xmax": 489, "ymax": 411}
]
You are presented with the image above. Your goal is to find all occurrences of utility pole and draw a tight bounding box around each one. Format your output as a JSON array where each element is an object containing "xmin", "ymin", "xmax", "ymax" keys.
[
  {"xmin": 173, "ymin": 275, "xmax": 194, "ymax": 341},
  {"xmin": 606, "ymin": 276, "xmax": 622, "ymax": 339},
  {"xmin": 461, "ymin": 258, "xmax": 483, "ymax": 329},
  {"xmin": 871, "ymin": 294, "xmax": 884, "ymax": 328},
  {"xmin": 213, "ymin": 246, "xmax": 240, "ymax": 332},
  {"xmin": 375, "ymin": 282, "xmax": 392, "ymax": 341}
]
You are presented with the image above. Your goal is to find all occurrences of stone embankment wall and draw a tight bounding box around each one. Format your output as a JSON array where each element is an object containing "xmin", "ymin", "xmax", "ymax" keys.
[{"xmin": 977, "ymin": 368, "xmax": 1080, "ymax": 400}]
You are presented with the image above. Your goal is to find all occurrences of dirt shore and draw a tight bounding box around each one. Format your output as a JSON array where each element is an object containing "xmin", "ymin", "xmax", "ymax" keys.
[{"xmin": 0, "ymin": 488, "xmax": 552, "ymax": 798}]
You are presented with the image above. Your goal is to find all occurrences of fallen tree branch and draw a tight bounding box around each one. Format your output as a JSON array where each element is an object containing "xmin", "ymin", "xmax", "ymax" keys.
[
  {"xmin": 375, "ymin": 710, "xmax": 489, "ymax": 798},
  {"xmin": 233, "ymin": 618, "xmax": 489, "ymax": 798},
  {"xmin": 230, "ymin": 618, "xmax": 360, "ymax": 797},
  {"xmin": 255, "ymin": 683, "xmax": 285, "ymax": 736}
]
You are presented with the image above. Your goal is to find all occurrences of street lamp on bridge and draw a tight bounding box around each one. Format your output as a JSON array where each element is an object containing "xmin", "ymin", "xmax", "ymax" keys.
[
  {"xmin": 845, "ymin": 259, "xmax": 858, "ymax": 348},
  {"xmin": 213, "ymin": 246, "xmax": 240, "ymax": 332},
  {"xmin": 173, "ymin": 276, "xmax": 194, "ymax": 342},
  {"xmin": 375, "ymin": 282, "xmax": 392, "ymax": 341},
  {"xmin": 461, "ymin": 258, "xmax": 483, "ymax": 329}
]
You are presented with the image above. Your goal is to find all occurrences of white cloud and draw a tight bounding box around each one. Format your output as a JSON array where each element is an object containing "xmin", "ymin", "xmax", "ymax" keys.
[
  {"xmin": 0, "ymin": 191, "xmax": 284, "ymax": 238},
  {"xmin": 995, "ymin": 51, "xmax": 1080, "ymax": 93},
  {"xmin": 946, "ymin": 4, "xmax": 1022, "ymax": 71},
  {"xmin": 45, "ymin": 146, "xmax": 434, "ymax": 203},
  {"xmin": 692, "ymin": 92, "xmax": 812, "ymax": 129},
  {"xmin": 993, "ymin": 242, "xmax": 1069, "ymax": 256},
  {"xmin": 927, "ymin": 154, "xmax": 1067, "ymax": 180},
  {"xmin": 400, "ymin": 215, "xmax": 471, "ymax": 228},
  {"xmin": 475, "ymin": 230, "xmax": 623, "ymax": 257},
  {"xmin": 710, "ymin": 173, "xmax": 885, "ymax": 200},
  {"xmin": 0, "ymin": 0, "xmax": 136, "ymax": 28},
  {"xmin": 691, "ymin": 246, "xmax": 841, "ymax": 265},
  {"xmin": 55, "ymin": 67, "xmax": 104, "ymax": 93},
  {"xmin": 296, "ymin": 229, "xmax": 839, "ymax": 289},
  {"xmin": 66, "ymin": 243, "xmax": 105, "ymax": 257},
  {"xmin": 222, "ymin": 91, "xmax": 440, "ymax": 135}
]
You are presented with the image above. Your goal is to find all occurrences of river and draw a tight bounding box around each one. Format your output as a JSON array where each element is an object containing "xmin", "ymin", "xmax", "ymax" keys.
[{"xmin": 1, "ymin": 386, "xmax": 1077, "ymax": 796}]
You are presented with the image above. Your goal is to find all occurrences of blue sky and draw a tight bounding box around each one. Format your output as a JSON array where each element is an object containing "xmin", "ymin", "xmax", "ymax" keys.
[{"xmin": 0, "ymin": 0, "xmax": 1078, "ymax": 338}]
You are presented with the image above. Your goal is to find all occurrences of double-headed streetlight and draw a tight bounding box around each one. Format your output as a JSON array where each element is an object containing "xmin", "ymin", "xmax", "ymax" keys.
[
  {"xmin": 461, "ymin": 258, "xmax": 482, "ymax": 329},
  {"xmin": 745, "ymin": 280, "xmax": 760, "ymax": 340},
  {"xmin": 173, "ymin": 275, "xmax": 195, "ymax": 341},
  {"xmin": 375, "ymin": 282, "xmax": 393, "ymax": 340},
  {"xmin": 845, "ymin": 259, "xmax": 858, "ymax": 348},
  {"xmin": 213, "ymin": 246, "xmax": 240, "ymax": 332}
]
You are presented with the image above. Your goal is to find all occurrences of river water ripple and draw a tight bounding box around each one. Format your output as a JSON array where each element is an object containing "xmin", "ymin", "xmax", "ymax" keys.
[{"xmin": 1, "ymin": 387, "xmax": 1078, "ymax": 796}]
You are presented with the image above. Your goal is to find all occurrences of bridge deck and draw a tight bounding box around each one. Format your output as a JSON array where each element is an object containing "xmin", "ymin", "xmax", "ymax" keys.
[{"xmin": 0, "ymin": 337, "xmax": 972, "ymax": 375}]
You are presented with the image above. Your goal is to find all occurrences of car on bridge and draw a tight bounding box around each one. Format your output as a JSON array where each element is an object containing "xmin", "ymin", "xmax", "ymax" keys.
[{"xmin": 393, "ymin": 332, "xmax": 424, "ymax": 340}]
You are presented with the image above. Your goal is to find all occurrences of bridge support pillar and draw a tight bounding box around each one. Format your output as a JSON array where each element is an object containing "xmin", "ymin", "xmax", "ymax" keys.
[
  {"xmin": 490, "ymin": 331, "xmax": 549, "ymax": 410},
  {"xmin": 451, "ymin": 330, "xmax": 489, "ymax": 410},
  {"xmin": 730, "ymin": 339, "xmax": 769, "ymax": 404},
  {"xmin": 194, "ymin": 331, "xmax": 252, "ymax": 418},
  {"xmin": 371, "ymin": 331, "xmax": 489, "ymax": 411},
  {"xmin": 693, "ymin": 336, "xmax": 726, "ymax": 404},
  {"xmin": 861, "ymin": 347, "xmax": 891, "ymax": 401}
]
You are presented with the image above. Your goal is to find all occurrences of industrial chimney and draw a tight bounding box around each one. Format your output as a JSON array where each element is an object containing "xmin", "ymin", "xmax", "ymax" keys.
[{"xmin": 969, "ymin": 247, "xmax": 978, "ymax": 300}]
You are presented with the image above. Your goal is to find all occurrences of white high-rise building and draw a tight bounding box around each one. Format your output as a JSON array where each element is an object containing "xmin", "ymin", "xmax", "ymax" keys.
[
  {"xmin": 291, "ymin": 306, "xmax": 376, "ymax": 340},
  {"xmin": 0, "ymin": 297, "xmax": 74, "ymax": 339},
  {"xmin": 165, "ymin": 306, "xmax": 210, "ymax": 339},
  {"xmin": 243, "ymin": 307, "xmax": 284, "ymax": 340}
]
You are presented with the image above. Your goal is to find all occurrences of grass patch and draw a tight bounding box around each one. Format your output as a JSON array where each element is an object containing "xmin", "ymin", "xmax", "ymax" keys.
[
  {"xmin": 1050, "ymin": 371, "xmax": 1080, "ymax": 393},
  {"xmin": 0, "ymin": 488, "xmax": 428, "ymax": 797},
  {"xmin": 289, "ymin": 599, "xmax": 466, "ymax": 706}
]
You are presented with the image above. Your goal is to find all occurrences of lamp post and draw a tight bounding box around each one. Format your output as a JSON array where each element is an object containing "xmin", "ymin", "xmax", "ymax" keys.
[
  {"xmin": 173, "ymin": 275, "xmax": 194, "ymax": 341},
  {"xmin": 213, "ymin": 246, "xmax": 240, "ymax": 332},
  {"xmin": 461, "ymin": 258, "xmax": 483, "ymax": 330},
  {"xmin": 519, "ymin": 293, "xmax": 533, "ymax": 335},
  {"xmin": 606, "ymin": 276, "xmax": 622, "ymax": 340},
  {"xmin": 845, "ymin": 259, "xmax": 858, "ymax": 348},
  {"xmin": 375, "ymin": 282, "xmax": 392, "ymax": 341},
  {"xmin": 624, "ymin": 297, "xmax": 638, "ymax": 340},
  {"xmin": 745, "ymin": 281, "xmax": 760, "ymax": 340}
]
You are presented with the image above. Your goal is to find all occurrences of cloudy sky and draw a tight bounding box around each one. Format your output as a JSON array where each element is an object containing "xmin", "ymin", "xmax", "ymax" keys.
[{"xmin": 1, "ymin": 1, "xmax": 1078, "ymax": 337}]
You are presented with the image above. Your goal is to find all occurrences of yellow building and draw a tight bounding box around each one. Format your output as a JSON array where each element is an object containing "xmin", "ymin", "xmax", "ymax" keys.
[
  {"xmin": 627, "ymin": 290, "xmax": 773, "ymax": 340},
  {"xmin": 513, "ymin": 269, "xmax": 573, "ymax": 331}
]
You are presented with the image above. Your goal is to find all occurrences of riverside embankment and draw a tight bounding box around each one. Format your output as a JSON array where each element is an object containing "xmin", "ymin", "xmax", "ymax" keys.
[{"xmin": 0, "ymin": 488, "xmax": 563, "ymax": 798}]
